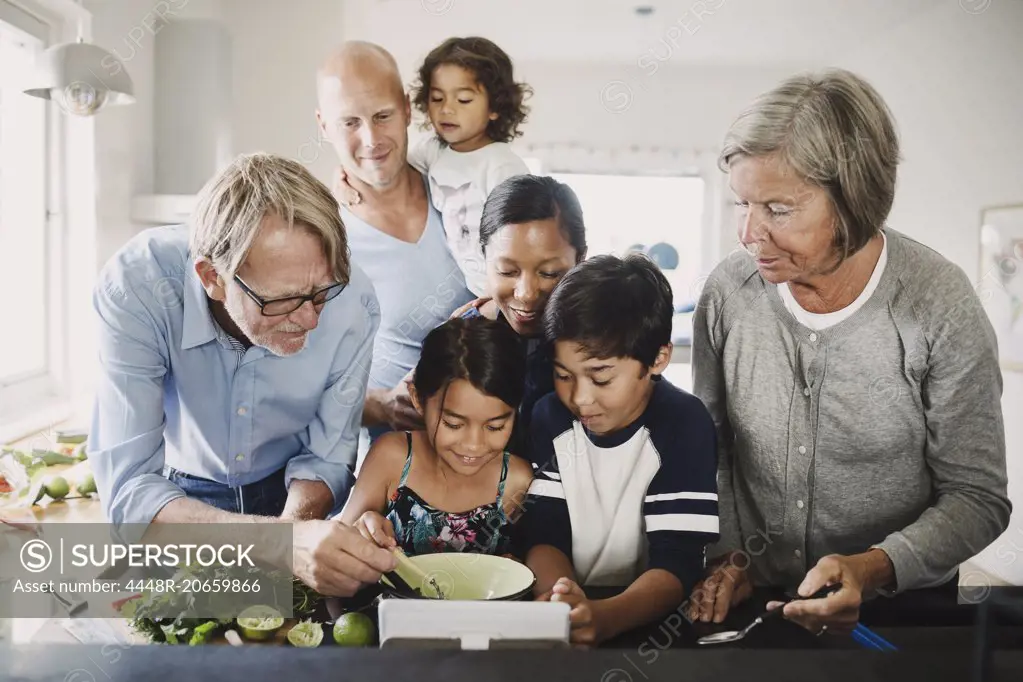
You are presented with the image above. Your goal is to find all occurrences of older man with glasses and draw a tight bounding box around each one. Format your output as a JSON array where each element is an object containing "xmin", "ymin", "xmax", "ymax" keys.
[{"xmin": 88, "ymin": 152, "xmax": 398, "ymax": 597}]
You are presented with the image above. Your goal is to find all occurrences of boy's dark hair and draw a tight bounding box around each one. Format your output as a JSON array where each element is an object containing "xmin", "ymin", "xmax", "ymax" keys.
[
  {"xmin": 480, "ymin": 175, "xmax": 588, "ymax": 259},
  {"xmin": 414, "ymin": 316, "xmax": 526, "ymax": 415},
  {"xmin": 543, "ymin": 254, "xmax": 674, "ymax": 367},
  {"xmin": 411, "ymin": 36, "xmax": 532, "ymax": 143}
]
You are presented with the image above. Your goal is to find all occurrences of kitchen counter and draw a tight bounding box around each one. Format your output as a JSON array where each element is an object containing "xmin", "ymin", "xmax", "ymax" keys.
[
  {"xmin": 1, "ymin": 644, "xmax": 1021, "ymax": 682},
  {"xmin": 1, "ymin": 459, "xmax": 104, "ymax": 525}
]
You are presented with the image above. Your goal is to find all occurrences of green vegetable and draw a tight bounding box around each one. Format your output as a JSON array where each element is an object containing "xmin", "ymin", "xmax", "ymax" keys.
[
  {"xmin": 1, "ymin": 449, "xmax": 64, "ymax": 506},
  {"xmin": 127, "ymin": 568, "xmax": 326, "ymax": 644},
  {"xmin": 293, "ymin": 579, "xmax": 324, "ymax": 617},
  {"xmin": 76, "ymin": 471, "xmax": 97, "ymax": 496},
  {"xmin": 56, "ymin": 430, "xmax": 88, "ymax": 445},
  {"xmin": 189, "ymin": 621, "xmax": 219, "ymax": 645},
  {"xmin": 162, "ymin": 624, "xmax": 179, "ymax": 644},
  {"xmin": 44, "ymin": 475, "xmax": 70, "ymax": 500},
  {"xmin": 31, "ymin": 449, "xmax": 79, "ymax": 466}
]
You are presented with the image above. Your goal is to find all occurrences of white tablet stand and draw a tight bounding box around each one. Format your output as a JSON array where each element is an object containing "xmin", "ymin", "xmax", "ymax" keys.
[{"xmin": 378, "ymin": 600, "xmax": 572, "ymax": 650}]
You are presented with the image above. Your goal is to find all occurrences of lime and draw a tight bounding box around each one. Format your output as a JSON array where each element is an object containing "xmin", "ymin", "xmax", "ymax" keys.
[
  {"xmin": 332, "ymin": 612, "xmax": 375, "ymax": 647},
  {"xmin": 236, "ymin": 605, "xmax": 284, "ymax": 641},
  {"xmin": 287, "ymin": 620, "xmax": 324, "ymax": 648},
  {"xmin": 76, "ymin": 471, "xmax": 97, "ymax": 496},
  {"xmin": 44, "ymin": 475, "xmax": 70, "ymax": 500}
]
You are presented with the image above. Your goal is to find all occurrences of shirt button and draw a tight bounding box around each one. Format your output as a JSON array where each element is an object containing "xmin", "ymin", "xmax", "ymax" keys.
[
  {"xmin": 797, "ymin": 500, "xmax": 805, "ymax": 509},
  {"xmin": 798, "ymin": 445, "xmax": 807, "ymax": 454},
  {"xmin": 803, "ymin": 387, "xmax": 811, "ymax": 397},
  {"xmin": 794, "ymin": 549, "xmax": 802, "ymax": 559},
  {"xmin": 235, "ymin": 453, "xmax": 245, "ymax": 461},
  {"xmin": 809, "ymin": 332, "xmax": 818, "ymax": 342},
  {"xmin": 237, "ymin": 407, "xmax": 247, "ymax": 416}
]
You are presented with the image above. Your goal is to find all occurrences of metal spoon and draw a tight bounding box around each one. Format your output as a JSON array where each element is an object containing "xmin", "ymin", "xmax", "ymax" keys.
[
  {"xmin": 379, "ymin": 549, "xmax": 447, "ymax": 600},
  {"xmin": 697, "ymin": 583, "xmax": 842, "ymax": 646},
  {"xmin": 381, "ymin": 570, "xmax": 427, "ymax": 599}
]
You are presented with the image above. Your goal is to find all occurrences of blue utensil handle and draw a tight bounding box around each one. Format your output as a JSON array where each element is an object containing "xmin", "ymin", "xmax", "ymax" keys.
[
  {"xmin": 852, "ymin": 628, "xmax": 883, "ymax": 651},
  {"xmin": 853, "ymin": 623, "xmax": 898, "ymax": 652}
]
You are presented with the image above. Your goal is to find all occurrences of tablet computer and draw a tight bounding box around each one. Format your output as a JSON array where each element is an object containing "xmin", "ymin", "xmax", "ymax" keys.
[{"xmin": 378, "ymin": 599, "xmax": 572, "ymax": 650}]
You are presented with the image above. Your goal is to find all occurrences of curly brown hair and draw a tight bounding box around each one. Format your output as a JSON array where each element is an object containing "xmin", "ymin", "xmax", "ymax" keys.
[{"xmin": 411, "ymin": 37, "xmax": 532, "ymax": 144}]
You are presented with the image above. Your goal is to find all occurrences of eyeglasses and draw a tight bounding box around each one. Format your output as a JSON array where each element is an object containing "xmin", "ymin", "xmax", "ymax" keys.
[{"xmin": 234, "ymin": 275, "xmax": 346, "ymax": 316}]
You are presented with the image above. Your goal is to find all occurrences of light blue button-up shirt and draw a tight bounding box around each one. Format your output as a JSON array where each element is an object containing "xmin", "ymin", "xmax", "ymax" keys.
[{"xmin": 88, "ymin": 225, "xmax": 380, "ymax": 525}]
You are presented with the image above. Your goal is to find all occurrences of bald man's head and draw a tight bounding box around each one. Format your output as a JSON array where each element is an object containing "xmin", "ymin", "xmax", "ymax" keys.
[
  {"xmin": 316, "ymin": 41, "xmax": 411, "ymax": 191},
  {"xmin": 316, "ymin": 41, "xmax": 405, "ymax": 104}
]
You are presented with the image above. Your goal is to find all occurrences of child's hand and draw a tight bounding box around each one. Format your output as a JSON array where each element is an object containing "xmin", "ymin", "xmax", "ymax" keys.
[
  {"xmin": 332, "ymin": 167, "xmax": 362, "ymax": 207},
  {"xmin": 550, "ymin": 577, "xmax": 597, "ymax": 647},
  {"xmin": 354, "ymin": 511, "xmax": 397, "ymax": 549}
]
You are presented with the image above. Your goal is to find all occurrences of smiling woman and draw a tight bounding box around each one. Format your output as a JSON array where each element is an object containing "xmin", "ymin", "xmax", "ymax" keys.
[{"xmin": 456, "ymin": 175, "xmax": 588, "ymax": 444}]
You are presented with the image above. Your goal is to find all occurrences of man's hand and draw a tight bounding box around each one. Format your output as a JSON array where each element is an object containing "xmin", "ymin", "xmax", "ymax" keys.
[
  {"xmin": 333, "ymin": 167, "xmax": 362, "ymax": 207},
  {"xmin": 354, "ymin": 511, "xmax": 397, "ymax": 549},
  {"xmin": 291, "ymin": 519, "xmax": 397, "ymax": 597},
  {"xmin": 450, "ymin": 297, "xmax": 491, "ymax": 319},
  {"xmin": 365, "ymin": 383, "xmax": 424, "ymax": 431},
  {"xmin": 687, "ymin": 551, "xmax": 753, "ymax": 623},
  {"xmin": 549, "ymin": 578, "xmax": 597, "ymax": 647}
]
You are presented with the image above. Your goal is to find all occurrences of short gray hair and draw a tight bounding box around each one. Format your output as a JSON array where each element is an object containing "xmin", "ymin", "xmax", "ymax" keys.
[
  {"xmin": 189, "ymin": 152, "xmax": 350, "ymax": 283},
  {"xmin": 719, "ymin": 68, "xmax": 900, "ymax": 258}
]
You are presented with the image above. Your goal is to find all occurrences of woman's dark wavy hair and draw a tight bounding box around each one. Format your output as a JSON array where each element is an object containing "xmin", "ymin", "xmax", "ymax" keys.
[
  {"xmin": 413, "ymin": 316, "xmax": 527, "ymax": 419},
  {"xmin": 411, "ymin": 36, "xmax": 532, "ymax": 143}
]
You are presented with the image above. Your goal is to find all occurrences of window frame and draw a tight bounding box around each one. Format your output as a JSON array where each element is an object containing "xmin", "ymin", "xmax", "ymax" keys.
[{"xmin": 0, "ymin": 0, "xmax": 78, "ymax": 442}]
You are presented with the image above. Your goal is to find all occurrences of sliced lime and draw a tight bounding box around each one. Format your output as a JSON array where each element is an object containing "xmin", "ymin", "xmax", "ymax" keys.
[
  {"xmin": 287, "ymin": 620, "xmax": 324, "ymax": 648},
  {"xmin": 236, "ymin": 605, "xmax": 284, "ymax": 641}
]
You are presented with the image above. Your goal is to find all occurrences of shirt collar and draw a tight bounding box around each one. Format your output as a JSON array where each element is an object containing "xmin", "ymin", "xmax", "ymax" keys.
[
  {"xmin": 181, "ymin": 266, "xmax": 218, "ymax": 350},
  {"xmin": 181, "ymin": 267, "xmax": 259, "ymax": 354}
]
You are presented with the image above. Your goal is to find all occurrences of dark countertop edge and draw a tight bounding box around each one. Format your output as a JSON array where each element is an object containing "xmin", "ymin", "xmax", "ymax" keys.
[{"xmin": 3, "ymin": 645, "xmax": 1023, "ymax": 682}]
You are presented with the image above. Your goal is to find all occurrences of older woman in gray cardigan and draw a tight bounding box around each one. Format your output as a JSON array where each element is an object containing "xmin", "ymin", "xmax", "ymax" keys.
[{"xmin": 689, "ymin": 68, "xmax": 1011, "ymax": 635}]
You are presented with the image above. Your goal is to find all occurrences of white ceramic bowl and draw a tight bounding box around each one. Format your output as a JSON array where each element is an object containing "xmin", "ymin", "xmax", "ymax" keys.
[{"xmin": 383, "ymin": 553, "xmax": 536, "ymax": 601}]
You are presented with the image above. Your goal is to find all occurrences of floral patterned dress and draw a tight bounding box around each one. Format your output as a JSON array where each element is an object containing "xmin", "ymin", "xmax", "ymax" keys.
[{"xmin": 385, "ymin": 432, "xmax": 511, "ymax": 556}]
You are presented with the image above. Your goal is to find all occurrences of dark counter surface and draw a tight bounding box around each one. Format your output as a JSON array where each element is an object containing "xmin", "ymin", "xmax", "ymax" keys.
[
  {"xmin": 3, "ymin": 585, "xmax": 1021, "ymax": 682},
  {"xmin": 2, "ymin": 644, "xmax": 1022, "ymax": 682}
]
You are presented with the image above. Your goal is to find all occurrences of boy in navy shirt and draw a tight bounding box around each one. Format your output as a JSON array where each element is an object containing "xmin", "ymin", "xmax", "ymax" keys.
[{"xmin": 523, "ymin": 253, "xmax": 719, "ymax": 646}]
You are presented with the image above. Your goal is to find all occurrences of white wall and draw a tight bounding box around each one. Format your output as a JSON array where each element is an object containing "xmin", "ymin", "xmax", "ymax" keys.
[
  {"xmin": 219, "ymin": 0, "xmax": 343, "ymax": 182},
  {"xmin": 87, "ymin": 0, "xmax": 345, "ymax": 269},
  {"xmin": 84, "ymin": 0, "xmax": 156, "ymax": 270},
  {"xmin": 835, "ymin": 0, "xmax": 1023, "ymax": 585}
]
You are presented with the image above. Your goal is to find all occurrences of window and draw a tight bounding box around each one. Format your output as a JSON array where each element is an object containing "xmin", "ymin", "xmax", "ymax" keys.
[
  {"xmin": 0, "ymin": 14, "xmax": 58, "ymax": 426},
  {"xmin": 549, "ymin": 173, "xmax": 704, "ymax": 301},
  {"xmin": 547, "ymin": 172, "xmax": 704, "ymax": 387}
]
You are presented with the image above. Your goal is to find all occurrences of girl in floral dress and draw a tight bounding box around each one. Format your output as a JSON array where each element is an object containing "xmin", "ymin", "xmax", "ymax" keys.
[{"xmin": 340, "ymin": 316, "xmax": 533, "ymax": 556}]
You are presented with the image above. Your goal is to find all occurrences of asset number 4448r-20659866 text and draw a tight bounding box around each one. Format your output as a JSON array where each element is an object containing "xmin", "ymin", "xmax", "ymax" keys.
[{"xmin": 123, "ymin": 579, "xmax": 262, "ymax": 593}]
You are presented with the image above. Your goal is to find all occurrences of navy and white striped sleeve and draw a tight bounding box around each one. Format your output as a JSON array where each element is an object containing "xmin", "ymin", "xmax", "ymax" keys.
[
  {"xmin": 520, "ymin": 394, "xmax": 573, "ymax": 558},
  {"xmin": 644, "ymin": 387, "xmax": 720, "ymax": 594}
]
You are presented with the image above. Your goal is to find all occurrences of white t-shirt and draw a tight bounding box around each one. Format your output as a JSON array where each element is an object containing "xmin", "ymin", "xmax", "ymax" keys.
[
  {"xmin": 778, "ymin": 232, "xmax": 888, "ymax": 331},
  {"xmin": 410, "ymin": 137, "xmax": 530, "ymax": 297}
]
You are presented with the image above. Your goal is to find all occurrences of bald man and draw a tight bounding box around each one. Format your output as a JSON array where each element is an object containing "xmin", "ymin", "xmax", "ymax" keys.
[{"xmin": 316, "ymin": 42, "xmax": 473, "ymax": 458}]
